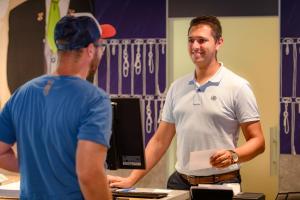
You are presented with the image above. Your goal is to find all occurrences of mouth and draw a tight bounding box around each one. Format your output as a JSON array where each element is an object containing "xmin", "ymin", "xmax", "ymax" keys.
[{"xmin": 191, "ymin": 50, "xmax": 204, "ymax": 57}]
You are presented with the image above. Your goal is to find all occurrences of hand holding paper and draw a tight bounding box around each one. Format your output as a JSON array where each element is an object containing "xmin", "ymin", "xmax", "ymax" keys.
[{"xmin": 189, "ymin": 149, "xmax": 218, "ymax": 170}]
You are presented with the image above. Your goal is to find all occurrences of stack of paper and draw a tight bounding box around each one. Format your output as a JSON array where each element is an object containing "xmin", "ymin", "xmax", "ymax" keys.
[{"xmin": 0, "ymin": 181, "xmax": 20, "ymax": 198}]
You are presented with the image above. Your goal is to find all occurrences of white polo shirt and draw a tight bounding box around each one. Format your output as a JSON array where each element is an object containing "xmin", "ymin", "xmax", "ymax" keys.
[{"xmin": 162, "ymin": 64, "xmax": 260, "ymax": 176}]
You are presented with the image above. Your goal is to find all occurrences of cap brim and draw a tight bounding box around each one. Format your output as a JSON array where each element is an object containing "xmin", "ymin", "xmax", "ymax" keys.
[{"xmin": 100, "ymin": 24, "xmax": 116, "ymax": 38}]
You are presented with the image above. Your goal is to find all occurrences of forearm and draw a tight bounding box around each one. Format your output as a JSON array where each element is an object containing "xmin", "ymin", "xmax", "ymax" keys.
[
  {"xmin": 211, "ymin": 121, "xmax": 265, "ymax": 168},
  {"xmin": 235, "ymin": 135, "xmax": 265, "ymax": 163},
  {"xmin": 234, "ymin": 121, "xmax": 265, "ymax": 163},
  {"xmin": 79, "ymin": 168, "xmax": 111, "ymax": 200},
  {"xmin": 128, "ymin": 136, "xmax": 170, "ymax": 185},
  {"xmin": 0, "ymin": 148, "xmax": 18, "ymax": 172}
]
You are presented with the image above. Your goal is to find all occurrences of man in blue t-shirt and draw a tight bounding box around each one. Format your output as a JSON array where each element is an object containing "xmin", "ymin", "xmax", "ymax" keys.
[{"xmin": 0, "ymin": 13, "xmax": 116, "ymax": 200}]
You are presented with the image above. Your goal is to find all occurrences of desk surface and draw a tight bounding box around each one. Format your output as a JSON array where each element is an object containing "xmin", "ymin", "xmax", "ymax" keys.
[
  {"xmin": 114, "ymin": 188, "xmax": 190, "ymax": 200},
  {"xmin": 0, "ymin": 176, "xmax": 190, "ymax": 200},
  {"xmin": 0, "ymin": 176, "xmax": 264, "ymax": 200}
]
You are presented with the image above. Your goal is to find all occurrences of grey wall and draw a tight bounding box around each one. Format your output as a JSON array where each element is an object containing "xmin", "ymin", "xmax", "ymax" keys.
[{"xmin": 280, "ymin": 155, "xmax": 300, "ymax": 192}]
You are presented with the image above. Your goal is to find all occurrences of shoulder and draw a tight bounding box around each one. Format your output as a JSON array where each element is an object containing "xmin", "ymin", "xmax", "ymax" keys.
[
  {"xmin": 10, "ymin": 75, "xmax": 48, "ymax": 97},
  {"xmin": 220, "ymin": 66, "xmax": 257, "ymax": 102},
  {"xmin": 165, "ymin": 73, "xmax": 194, "ymax": 99},
  {"xmin": 81, "ymin": 82, "xmax": 109, "ymax": 100},
  {"xmin": 77, "ymin": 82, "xmax": 111, "ymax": 109},
  {"xmin": 170, "ymin": 73, "xmax": 194, "ymax": 90},
  {"xmin": 221, "ymin": 66, "xmax": 250, "ymax": 88}
]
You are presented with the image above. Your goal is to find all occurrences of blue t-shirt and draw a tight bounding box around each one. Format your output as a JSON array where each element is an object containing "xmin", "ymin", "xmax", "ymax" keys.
[{"xmin": 0, "ymin": 75, "xmax": 112, "ymax": 199}]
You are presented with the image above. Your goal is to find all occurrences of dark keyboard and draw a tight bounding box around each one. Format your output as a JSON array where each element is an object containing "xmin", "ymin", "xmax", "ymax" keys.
[{"xmin": 112, "ymin": 190, "xmax": 168, "ymax": 199}]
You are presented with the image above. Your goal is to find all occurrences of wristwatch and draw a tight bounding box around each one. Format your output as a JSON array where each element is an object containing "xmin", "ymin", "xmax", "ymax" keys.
[{"xmin": 228, "ymin": 150, "xmax": 239, "ymax": 164}]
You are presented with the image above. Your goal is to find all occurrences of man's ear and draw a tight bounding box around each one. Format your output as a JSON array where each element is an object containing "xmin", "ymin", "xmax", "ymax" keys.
[
  {"xmin": 216, "ymin": 37, "xmax": 224, "ymax": 51},
  {"xmin": 87, "ymin": 43, "xmax": 95, "ymax": 57}
]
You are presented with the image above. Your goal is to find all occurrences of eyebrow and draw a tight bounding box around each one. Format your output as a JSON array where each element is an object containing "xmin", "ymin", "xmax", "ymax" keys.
[{"xmin": 188, "ymin": 36, "xmax": 207, "ymax": 39}]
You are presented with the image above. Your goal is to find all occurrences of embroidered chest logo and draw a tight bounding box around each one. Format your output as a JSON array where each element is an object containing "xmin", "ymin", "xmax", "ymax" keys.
[{"xmin": 211, "ymin": 95, "xmax": 217, "ymax": 101}]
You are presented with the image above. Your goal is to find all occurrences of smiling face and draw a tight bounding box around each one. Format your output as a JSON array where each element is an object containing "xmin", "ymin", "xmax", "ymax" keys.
[{"xmin": 188, "ymin": 24, "xmax": 223, "ymax": 69}]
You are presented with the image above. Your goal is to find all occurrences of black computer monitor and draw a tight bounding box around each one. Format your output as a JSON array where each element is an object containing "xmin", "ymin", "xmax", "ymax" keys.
[{"xmin": 106, "ymin": 97, "xmax": 146, "ymax": 170}]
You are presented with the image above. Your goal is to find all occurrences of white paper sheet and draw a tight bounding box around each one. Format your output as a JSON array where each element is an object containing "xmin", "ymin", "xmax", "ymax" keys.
[
  {"xmin": 189, "ymin": 149, "xmax": 218, "ymax": 170},
  {"xmin": 222, "ymin": 183, "xmax": 241, "ymax": 195},
  {"xmin": 0, "ymin": 181, "xmax": 20, "ymax": 198},
  {"xmin": 0, "ymin": 181, "xmax": 20, "ymax": 190}
]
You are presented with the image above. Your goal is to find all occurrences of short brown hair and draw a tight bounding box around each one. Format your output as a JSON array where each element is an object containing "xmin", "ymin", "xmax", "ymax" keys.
[{"xmin": 188, "ymin": 16, "xmax": 222, "ymax": 41}]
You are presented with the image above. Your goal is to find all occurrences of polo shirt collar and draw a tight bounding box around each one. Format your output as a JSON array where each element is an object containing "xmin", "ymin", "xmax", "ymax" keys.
[
  {"xmin": 188, "ymin": 63, "xmax": 225, "ymax": 92},
  {"xmin": 188, "ymin": 62, "xmax": 224, "ymax": 85}
]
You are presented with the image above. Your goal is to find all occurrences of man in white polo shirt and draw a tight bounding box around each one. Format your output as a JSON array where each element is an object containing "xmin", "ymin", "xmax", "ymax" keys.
[{"xmin": 108, "ymin": 16, "xmax": 265, "ymax": 192}]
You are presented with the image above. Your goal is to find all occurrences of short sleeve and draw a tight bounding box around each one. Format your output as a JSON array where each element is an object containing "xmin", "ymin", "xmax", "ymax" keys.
[
  {"xmin": 162, "ymin": 83, "xmax": 175, "ymax": 123},
  {"xmin": 77, "ymin": 95, "xmax": 112, "ymax": 148},
  {"xmin": 0, "ymin": 99, "xmax": 16, "ymax": 144},
  {"xmin": 234, "ymin": 83, "xmax": 260, "ymax": 123}
]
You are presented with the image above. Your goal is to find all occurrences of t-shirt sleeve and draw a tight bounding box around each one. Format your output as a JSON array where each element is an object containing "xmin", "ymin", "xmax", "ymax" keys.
[
  {"xmin": 77, "ymin": 95, "xmax": 112, "ymax": 148},
  {"xmin": 162, "ymin": 83, "xmax": 175, "ymax": 123},
  {"xmin": 0, "ymin": 99, "xmax": 16, "ymax": 144},
  {"xmin": 234, "ymin": 83, "xmax": 260, "ymax": 123}
]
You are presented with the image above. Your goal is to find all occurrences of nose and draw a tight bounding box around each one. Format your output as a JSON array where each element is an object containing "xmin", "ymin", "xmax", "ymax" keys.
[{"xmin": 190, "ymin": 41, "xmax": 201, "ymax": 53}]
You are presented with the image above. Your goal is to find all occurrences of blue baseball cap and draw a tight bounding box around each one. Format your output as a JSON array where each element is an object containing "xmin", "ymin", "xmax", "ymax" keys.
[{"xmin": 54, "ymin": 12, "xmax": 116, "ymax": 51}]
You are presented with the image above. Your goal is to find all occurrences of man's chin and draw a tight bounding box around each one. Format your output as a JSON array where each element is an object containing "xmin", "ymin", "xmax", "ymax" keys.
[{"xmin": 192, "ymin": 58, "xmax": 205, "ymax": 64}]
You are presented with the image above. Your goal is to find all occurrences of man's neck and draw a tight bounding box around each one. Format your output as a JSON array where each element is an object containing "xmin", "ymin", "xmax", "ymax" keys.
[
  {"xmin": 53, "ymin": 57, "xmax": 89, "ymax": 80},
  {"xmin": 53, "ymin": 64, "xmax": 87, "ymax": 80},
  {"xmin": 194, "ymin": 60, "xmax": 221, "ymax": 84}
]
